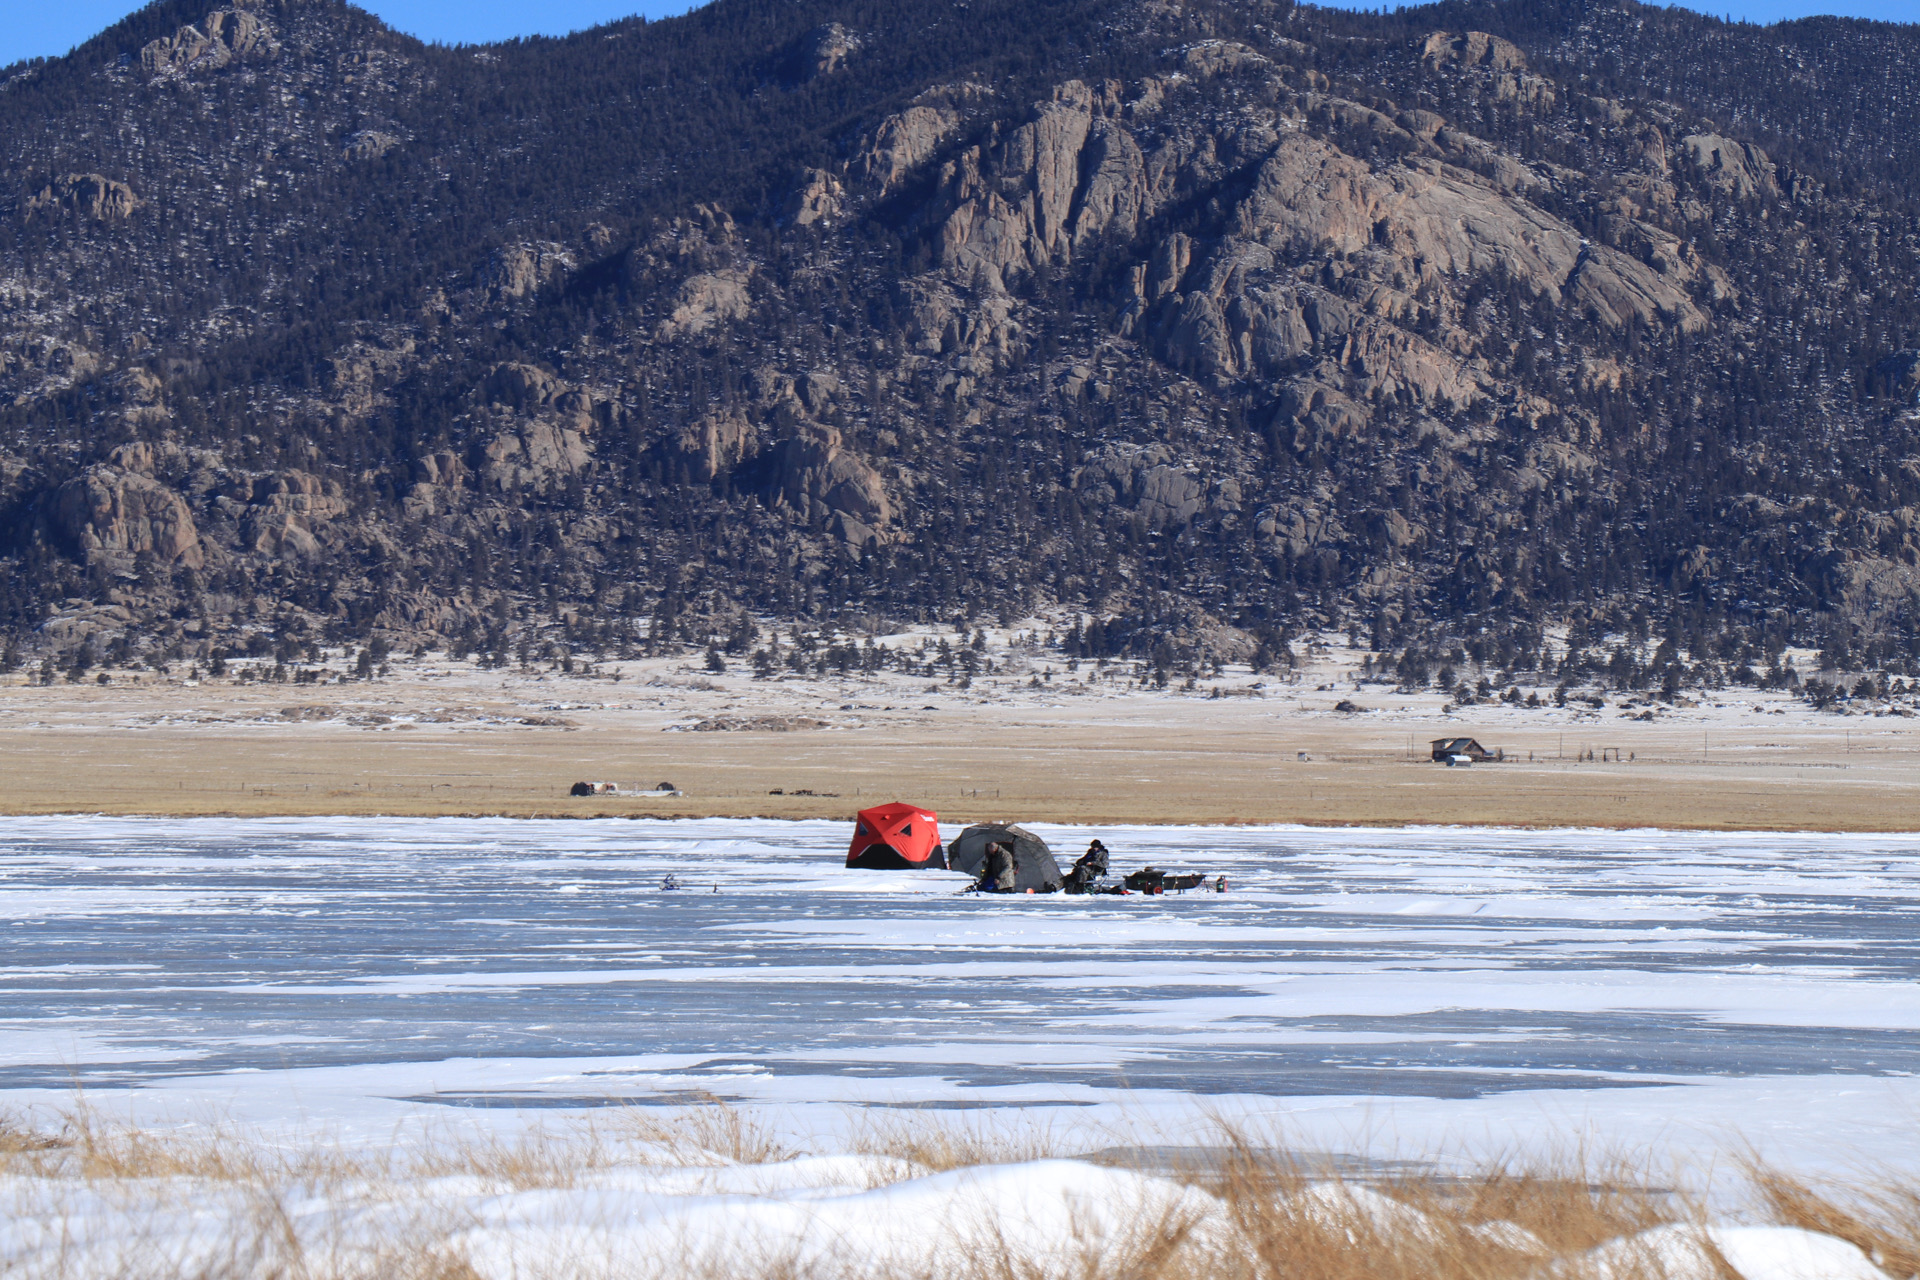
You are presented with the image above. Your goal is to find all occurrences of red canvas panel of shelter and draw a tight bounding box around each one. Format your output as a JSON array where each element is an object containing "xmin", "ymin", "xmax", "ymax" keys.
[{"xmin": 846, "ymin": 803, "xmax": 946, "ymax": 869}]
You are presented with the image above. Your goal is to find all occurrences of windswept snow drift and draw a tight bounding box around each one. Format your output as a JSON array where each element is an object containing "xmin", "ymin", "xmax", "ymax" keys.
[
  {"xmin": 0, "ymin": 1152, "xmax": 1894, "ymax": 1280},
  {"xmin": 1568, "ymin": 1224, "xmax": 1892, "ymax": 1280},
  {"xmin": 456, "ymin": 1159, "xmax": 1224, "ymax": 1280}
]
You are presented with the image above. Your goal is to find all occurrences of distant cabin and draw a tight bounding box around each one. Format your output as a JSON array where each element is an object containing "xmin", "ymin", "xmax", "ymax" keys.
[{"xmin": 1430, "ymin": 736, "xmax": 1492, "ymax": 763}]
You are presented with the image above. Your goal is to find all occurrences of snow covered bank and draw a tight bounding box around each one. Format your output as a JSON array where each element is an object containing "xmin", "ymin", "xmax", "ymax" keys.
[{"xmin": 0, "ymin": 1105, "xmax": 1910, "ymax": 1280}]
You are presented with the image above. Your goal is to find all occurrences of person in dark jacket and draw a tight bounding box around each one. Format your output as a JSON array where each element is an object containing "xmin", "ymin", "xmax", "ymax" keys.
[
  {"xmin": 981, "ymin": 841, "xmax": 1017, "ymax": 892},
  {"xmin": 1063, "ymin": 839, "xmax": 1110, "ymax": 894}
]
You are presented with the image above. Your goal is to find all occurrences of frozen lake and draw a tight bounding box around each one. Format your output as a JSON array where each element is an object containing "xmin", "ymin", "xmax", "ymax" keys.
[{"xmin": 4, "ymin": 816, "xmax": 1920, "ymax": 1170}]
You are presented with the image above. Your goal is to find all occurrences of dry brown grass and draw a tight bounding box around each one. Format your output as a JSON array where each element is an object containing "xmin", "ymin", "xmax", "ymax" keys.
[
  {"xmin": 6, "ymin": 666, "xmax": 1920, "ymax": 829},
  {"xmin": 0, "ymin": 1102, "xmax": 1915, "ymax": 1280},
  {"xmin": 849, "ymin": 1108, "xmax": 1067, "ymax": 1174},
  {"xmin": 1144, "ymin": 1128, "xmax": 1684, "ymax": 1280},
  {"xmin": 0, "ymin": 1113, "xmax": 66, "ymax": 1157},
  {"xmin": 1375, "ymin": 1157, "xmax": 1683, "ymax": 1253},
  {"xmin": 1750, "ymin": 1164, "xmax": 1920, "ymax": 1279},
  {"xmin": 593, "ymin": 1094, "xmax": 799, "ymax": 1168}
]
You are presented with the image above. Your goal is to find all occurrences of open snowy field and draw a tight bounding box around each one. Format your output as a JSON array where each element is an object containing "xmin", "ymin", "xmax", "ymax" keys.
[{"xmin": 5, "ymin": 815, "xmax": 1920, "ymax": 1172}]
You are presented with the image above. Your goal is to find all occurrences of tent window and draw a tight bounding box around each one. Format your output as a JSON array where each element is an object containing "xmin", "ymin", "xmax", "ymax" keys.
[{"xmin": 900, "ymin": 823, "xmax": 913, "ymax": 835}]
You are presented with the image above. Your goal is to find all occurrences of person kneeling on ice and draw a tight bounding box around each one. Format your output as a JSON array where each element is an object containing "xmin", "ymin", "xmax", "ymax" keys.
[
  {"xmin": 970, "ymin": 841, "xmax": 1018, "ymax": 893},
  {"xmin": 990, "ymin": 841, "xmax": 1020, "ymax": 892},
  {"xmin": 1063, "ymin": 839, "xmax": 1109, "ymax": 894}
]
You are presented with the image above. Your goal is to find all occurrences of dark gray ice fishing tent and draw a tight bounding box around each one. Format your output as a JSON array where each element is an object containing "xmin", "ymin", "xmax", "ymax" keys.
[{"xmin": 946, "ymin": 823, "xmax": 1064, "ymax": 892}]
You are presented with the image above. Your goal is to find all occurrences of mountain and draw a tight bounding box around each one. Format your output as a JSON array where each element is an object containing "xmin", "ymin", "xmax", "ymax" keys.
[{"xmin": 2, "ymin": 0, "xmax": 1919, "ymax": 688}]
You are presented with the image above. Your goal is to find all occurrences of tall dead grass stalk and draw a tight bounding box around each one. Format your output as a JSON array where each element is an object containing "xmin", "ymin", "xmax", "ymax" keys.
[
  {"xmin": 1749, "ymin": 1164, "xmax": 1920, "ymax": 1279},
  {"xmin": 850, "ymin": 1109, "xmax": 1066, "ymax": 1173},
  {"xmin": 603, "ymin": 1095, "xmax": 796, "ymax": 1165}
]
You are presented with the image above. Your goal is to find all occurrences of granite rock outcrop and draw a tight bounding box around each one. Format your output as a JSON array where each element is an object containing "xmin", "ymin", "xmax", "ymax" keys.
[
  {"xmin": 54, "ymin": 444, "xmax": 203, "ymax": 571},
  {"xmin": 140, "ymin": 5, "xmax": 280, "ymax": 77},
  {"xmin": 25, "ymin": 174, "xmax": 140, "ymax": 221}
]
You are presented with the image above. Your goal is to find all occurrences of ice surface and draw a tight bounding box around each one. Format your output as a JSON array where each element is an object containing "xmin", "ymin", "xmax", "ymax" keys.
[{"xmin": 3, "ymin": 816, "xmax": 1920, "ymax": 1175}]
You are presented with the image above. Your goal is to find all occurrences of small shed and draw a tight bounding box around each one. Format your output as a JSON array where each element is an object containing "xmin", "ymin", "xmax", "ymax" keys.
[{"xmin": 1430, "ymin": 737, "xmax": 1491, "ymax": 763}]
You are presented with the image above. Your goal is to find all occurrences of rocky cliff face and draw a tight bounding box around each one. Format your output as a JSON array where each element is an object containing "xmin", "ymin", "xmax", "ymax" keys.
[
  {"xmin": 25, "ymin": 174, "xmax": 141, "ymax": 220},
  {"xmin": 140, "ymin": 5, "xmax": 281, "ymax": 76},
  {"xmin": 54, "ymin": 444, "xmax": 204, "ymax": 573},
  {"xmin": 1, "ymin": 0, "xmax": 1919, "ymax": 675}
]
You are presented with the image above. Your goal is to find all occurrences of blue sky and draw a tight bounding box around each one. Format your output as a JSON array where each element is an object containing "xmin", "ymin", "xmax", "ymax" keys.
[{"xmin": 4, "ymin": 0, "xmax": 1916, "ymax": 68}]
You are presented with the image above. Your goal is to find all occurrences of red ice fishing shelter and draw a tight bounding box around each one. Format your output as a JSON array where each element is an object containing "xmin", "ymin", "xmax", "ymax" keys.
[{"xmin": 846, "ymin": 803, "xmax": 946, "ymax": 869}]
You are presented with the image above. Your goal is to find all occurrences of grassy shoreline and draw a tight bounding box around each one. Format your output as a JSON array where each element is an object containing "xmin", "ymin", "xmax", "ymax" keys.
[{"xmin": 2, "ymin": 1101, "xmax": 1913, "ymax": 1280}]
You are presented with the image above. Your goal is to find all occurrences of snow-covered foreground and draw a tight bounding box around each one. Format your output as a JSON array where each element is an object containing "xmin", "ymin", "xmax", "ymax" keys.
[
  {"xmin": 3, "ymin": 816, "xmax": 1920, "ymax": 1277},
  {"xmin": 1, "ymin": 1132, "xmax": 1902, "ymax": 1280}
]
